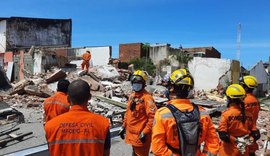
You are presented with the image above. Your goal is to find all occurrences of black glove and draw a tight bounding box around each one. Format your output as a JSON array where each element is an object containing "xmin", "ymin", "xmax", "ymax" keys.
[
  {"xmin": 219, "ymin": 131, "xmax": 230, "ymax": 143},
  {"xmin": 118, "ymin": 128, "xmax": 125, "ymax": 140},
  {"xmin": 139, "ymin": 132, "xmax": 146, "ymax": 143},
  {"xmin": 250, "ymin": 129, "xmax": 261, "ymax": 141},
  {"xmin": 130, "ymin": 100, "xmax": 136, "ymax": 111}
]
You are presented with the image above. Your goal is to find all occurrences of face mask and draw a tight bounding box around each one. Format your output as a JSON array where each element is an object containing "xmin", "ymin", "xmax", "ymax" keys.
[{"xmin": 132, "ymin": 83, "xmax": 143, "ymax": 92}]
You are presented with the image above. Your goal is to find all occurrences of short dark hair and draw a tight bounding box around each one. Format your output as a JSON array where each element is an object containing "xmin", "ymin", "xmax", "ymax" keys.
[
  {"xmin": 172, "ymin": 84, "xmax": 190, "ymax": 98},
  {"xmin": 57, "ymin": 79, "xmax": 70, "ymax": 93},
  {"xmin": 86, "ymin": 50, "xmax": 90, "ymax": 53},
  {"xmin": 68, "ymin": 80, "xmax": 91, "ymax": 105}
]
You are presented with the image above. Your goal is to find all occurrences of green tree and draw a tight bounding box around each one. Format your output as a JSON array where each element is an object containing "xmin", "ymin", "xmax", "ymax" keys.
[
  {"xmin": 129, "ymin": 57, "xmax": 156, "ymax": 76},
  {"xmin": 142, "ymin": 43, "xmax": 150, "ymax": 54},
  {"xmin": 173, "ymin": 51, "xmax": 193, "ymax": 68}
]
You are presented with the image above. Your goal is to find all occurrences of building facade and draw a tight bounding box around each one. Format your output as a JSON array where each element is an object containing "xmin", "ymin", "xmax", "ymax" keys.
[
  {"xmin": 119, "ymin": 43, "xmax": 146, "ymax": 62},
  {"xmin": 182, "ymin": 47, "xmax": 221, "ymax": 58},
  {"xmin": 0, "ymin": 17, "xmax": 72, "ymax": 52}
]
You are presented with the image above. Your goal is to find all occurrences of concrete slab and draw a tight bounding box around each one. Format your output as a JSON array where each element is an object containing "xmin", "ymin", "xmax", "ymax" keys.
[{"xmin": 45, "ymin": 69, "xmax": 67, "ymax": 84}]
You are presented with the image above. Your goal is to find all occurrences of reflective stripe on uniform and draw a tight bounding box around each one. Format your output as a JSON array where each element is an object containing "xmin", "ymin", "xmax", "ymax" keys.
[
  {"xmin": 49, "ymin": 139, "xmax": 105, "ymax": 145},
  {"xmin": 161, "ymin": 112, "xmax": 173, "ymax": 119},
  {"xmin": 200, "ymin": 111, "xmax": 209, "ymax": 116},
  {"xmin": 202, "ymin": 150, "xmax": 217, "ymax": 156},
  {"xmin": 161, "ymin": 111, "xmax": 208, "ymax": 119},
  {"xmin": 44, "ymin": 101, "xmax": 69, "ymax": 109}
]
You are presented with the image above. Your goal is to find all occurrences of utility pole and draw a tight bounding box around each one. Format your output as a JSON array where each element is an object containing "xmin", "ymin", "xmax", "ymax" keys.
[{"xmin": 237, "ymin": 23, "xmax": 241, "ymax": 61}]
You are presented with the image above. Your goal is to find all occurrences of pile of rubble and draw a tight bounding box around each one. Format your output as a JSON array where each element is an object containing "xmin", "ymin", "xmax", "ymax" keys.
[
  {"xmin": 0, "ymin": 64, "xmax": 269, "ymax": 155},
  {"xmin": 194, "ymin": 89, "xmax": 226, "ymax": 103},
  {"xmin": 0, "ymin": 65, "xmax": 133, "ymax": 125}
]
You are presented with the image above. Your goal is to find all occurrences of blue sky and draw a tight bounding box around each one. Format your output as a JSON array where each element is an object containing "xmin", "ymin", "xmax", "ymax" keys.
[{"xmin": 1, "ymin": 0, "xmax": 269, "ymax": 69}]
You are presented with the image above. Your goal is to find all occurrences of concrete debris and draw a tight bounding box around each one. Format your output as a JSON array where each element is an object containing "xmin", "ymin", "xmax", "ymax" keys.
[
  {"xmin": 89, "ymin": 65, "xmax": 120, "ymax": 81},
  {"xmin": 6, "ymin": 114, "xmax": 17, "ymax": 121},
  {"xmin": 117, "ymin": 68, "xmax": 132, "ymax": 81},
  {"xmin": 0, "ymin": 63, "xmax": 269, "ymax": 155},
  {"xmin": 10, "ymin": 79, "xmax": 33, "ymax": 95},
  {"xmin": 194, "ymin": 89, "xmax": 226, "ymax": 102},
  {"xmin": 80, "ymin": 75, "xmax": 104, "ymax": 91},
  {"xmin": 24, "ymin": 85, "xmax": 53, "ymax": 98},
  {"xmin": 45, "ymin": 69, "xmax": 67, "ymax": 84},
  {"xmin": 0, "ymin": 101, "xmax": 24, "ymax": 123}
]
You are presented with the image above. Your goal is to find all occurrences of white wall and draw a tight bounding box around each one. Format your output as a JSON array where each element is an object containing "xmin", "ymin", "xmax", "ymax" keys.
[
  {"xmin": 188, "ymin": 57, "xmax": 231, "ymax": 91},
  {"xmin": 250, "ymin": 61, "xmax": 268, "ymax": 84},
  {"xmin": 33, "ymin": 51, "xmax": 43, "ymax": 74},
  {"xmin": 75, "ymin": 46, "xmax": 111, "ymax": 66},
  {"xmin": 0, "ymin": 20, "xmax": 6, "ymax": 52},
  {"xmin": 149, "ymin": 45, "xmax": 168, "ymax": 65}
]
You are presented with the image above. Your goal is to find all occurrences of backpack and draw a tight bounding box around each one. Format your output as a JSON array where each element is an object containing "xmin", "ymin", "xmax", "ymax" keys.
[{"xmin": 166, "ymin": 103, "xmax": 201, "ymax": 156}]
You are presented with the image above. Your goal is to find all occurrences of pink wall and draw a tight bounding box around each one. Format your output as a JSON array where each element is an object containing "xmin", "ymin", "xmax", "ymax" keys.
[
  {"xmin": 19, "ymin": 50, "xmax": 24, "ymax": 80},
  {"xmin": 4, "ymin": 52, "xmax": 13, "ymax": 63}
]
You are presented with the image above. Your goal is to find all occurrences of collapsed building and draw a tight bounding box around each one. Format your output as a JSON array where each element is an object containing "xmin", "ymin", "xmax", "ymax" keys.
[{"xmin": 0, "ymin": 17, "xmax": 269, "ymax": 155}]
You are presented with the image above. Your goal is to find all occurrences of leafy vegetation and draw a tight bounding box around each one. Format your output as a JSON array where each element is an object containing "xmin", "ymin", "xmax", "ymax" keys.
[
  {"xmin": 171, "ymin": 51, "xmax": 193, "ymax": 68},
  {"xmin": 129, "ymin": 57, "xmax": 156, "ymax": 76}
]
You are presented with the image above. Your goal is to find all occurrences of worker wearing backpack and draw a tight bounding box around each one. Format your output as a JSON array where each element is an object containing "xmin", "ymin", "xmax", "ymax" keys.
[{"xmin": 152, "ymin": 69, "xmax": 220, "ymax": 156}]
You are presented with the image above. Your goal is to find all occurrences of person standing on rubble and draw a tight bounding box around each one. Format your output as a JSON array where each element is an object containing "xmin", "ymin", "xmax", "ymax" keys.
[
  {"xmin": 240, "ymin": 75, "xmax": 261, "ymax": 156},
  {"xmin": 119, "ymin": 70, "xmax": 157, "ymax": 156},
  {"xmin": 45, "ymin": 80, "xmax": 110, "ymax": 156},
  {"xmin": 81, "ymin": 50, "xmax": 91, "ymax": 72},
  {"xmin": 43, "ymin": 79, "xmax": 70, "ymax": 124},
  {"xmin": 151, "ymin": 69, "xmax": 219, "ymax": 156},
  {"xmin": 218, "ymin": 84, "xmax": 258, "ymax": 156}
]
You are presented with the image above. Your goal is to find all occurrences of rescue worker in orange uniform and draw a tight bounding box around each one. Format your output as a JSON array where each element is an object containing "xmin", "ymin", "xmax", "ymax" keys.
[
  {"xmin": 43, "ymin": 79, "xmax": 70, "ymax": 124},
  {"xmin": 45, "ymin": 80, "xmax": 110, "ymax": 156},
  {"xmin": 119, "ymin": 70, "xmax": 157, "ymax": 156},
  {"xmin": 240, "ymin": 75, "xmax": 261, "ymax": 156},
  {"xmin": 81, "ymin": 50, "xmax": 91, "ymax": 72},
  {"xmin": 218, "ymin": 84, "xmax": 258, "ymax": 156},
  {"xmin": 152, "ymin": 69, "xmax": 220, "ymax": 156}
]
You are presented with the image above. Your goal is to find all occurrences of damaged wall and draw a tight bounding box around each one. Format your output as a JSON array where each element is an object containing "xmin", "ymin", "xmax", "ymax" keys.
[
  {"xmin": 188, "ymin": 57, "xmax": 239, "ymax": 91},
  {"xmin": 250, "ymin": 60, "xmax": 269, "ymax": 94},
  {"xmin": 33, "ymin": 51, "xmax": 43, "ymax": 74},
  {"xmin": 69, "ymin": 46, "xmax": 112, "ymax": 67},
  {"xmin": 3, "ymin": 17, "xmax": 71, "ymax": 50},
  {"xmin": 0, "ymin": 20, "xmax": 6, "ymax": 52},
  {"xmin": 149, "ymin": 44, "xmax": 170, "ymax": 65},
  {"xmin": 78, "ymin": 46, "xmax": 112, "ymax": 66}
]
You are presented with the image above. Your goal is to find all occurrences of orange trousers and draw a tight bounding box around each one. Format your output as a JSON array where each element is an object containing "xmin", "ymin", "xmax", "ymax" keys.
[
  {"xmin": 81, "ymin": 60, "xmax": 89, "ymax": 72},
  {"xmin": 132, "ymin": 135, "xmax": 151, "ymax": 156}
]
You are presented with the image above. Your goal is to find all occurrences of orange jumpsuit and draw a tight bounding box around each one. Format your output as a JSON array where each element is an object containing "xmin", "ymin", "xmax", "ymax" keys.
[
  {"xmin": 81, "ymin": 52, "xmax": 91, "ymax": 72},
  {"xmin": 152, "ymin": 99, "xmax": 220, "ymax": 156},
  {"xmin": 218, "ymin": 104, "xmax": 257, "ymax": 156},
  {"xmin": 122, "ymin": 89, "xmax": 157, "ymax": 156},
  {"xmin": 43, "ymin": 92, "xmax": 70, "ymax": 123},
  {"xmin": 244, "ymin": 93, "xmax": 260, "ymax": 153},
  {"xmin": 45, "ymin": 105, "xmax": 110, "ymax": 156}
]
